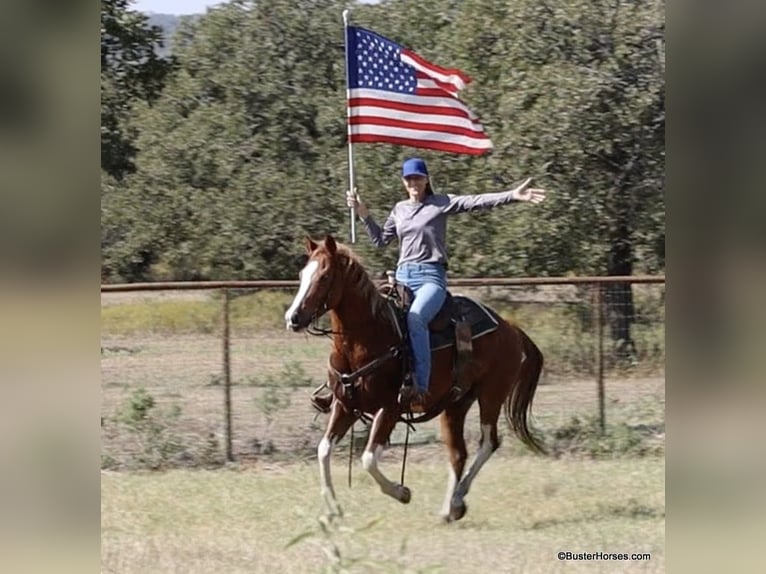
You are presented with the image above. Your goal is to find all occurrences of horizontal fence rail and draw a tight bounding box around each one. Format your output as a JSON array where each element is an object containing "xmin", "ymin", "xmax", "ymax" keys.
[
  {"xmin": 101, "ymin": 275, "xmax": 665, "ymax": 292},
  {"xmin": 101, "ymin": 276, "xmax": 665, "ymax": 469}
]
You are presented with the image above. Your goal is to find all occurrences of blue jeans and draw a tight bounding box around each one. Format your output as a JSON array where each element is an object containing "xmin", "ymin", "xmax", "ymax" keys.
[{"xmin": 395, "ymin": 262, "xmax": 447, "ymax": 393}]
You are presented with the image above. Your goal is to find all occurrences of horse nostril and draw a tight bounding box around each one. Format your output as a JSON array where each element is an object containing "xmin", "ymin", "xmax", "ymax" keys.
[{"xmin": 291, "ymin": 312, "xmax": 299, "ymax": 325}]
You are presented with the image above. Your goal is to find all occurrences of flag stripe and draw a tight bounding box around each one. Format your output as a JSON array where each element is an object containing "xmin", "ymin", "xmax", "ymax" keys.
[
  {"xmin": 349, "ymin": 96, "xmax": 476, "ymax": 120},
  {"xmin": 402, "ymin": 49, "xmax": 470, "ymax": 91},
  {"xmin": 349, "ymin": 116, "xmax": 486, "ymax": 138},
  {"xmin": 349, "ymin": 106, "xmax": 485, "ymax": 132},
  {"xmin": 416, "ymin": 73, "xmax": 459, "ymax": 96},
  {"xmin": 350, "ymin": 124, "xmax": 491, "ymax": 147},
  {"xmin": 350, "ymin": 133, "xmax": 489, "ymax": 155},
  {"xmin": 414, "ymin": 87, "xmax": 462, "ymax": 99},
  {"xmin": 349, "ymin": 88, "xmax": 480, "ymax": 118}
]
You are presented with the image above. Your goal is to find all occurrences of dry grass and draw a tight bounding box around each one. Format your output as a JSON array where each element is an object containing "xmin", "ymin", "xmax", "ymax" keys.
[{"xmin": 101, "ymin": 454, "xmax": 664, "ymax": 573}]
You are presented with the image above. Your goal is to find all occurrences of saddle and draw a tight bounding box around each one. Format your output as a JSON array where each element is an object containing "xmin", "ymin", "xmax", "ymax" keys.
[
  {"xmin": 377, "ymin": 276, "xmax": 499, "ymax": 393},
  {"xmin": 379, "ymin": 280, "xmax": 498, "ymax": 343}
]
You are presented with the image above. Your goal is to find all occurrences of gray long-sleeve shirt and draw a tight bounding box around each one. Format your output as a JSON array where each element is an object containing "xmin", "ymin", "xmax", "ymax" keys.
[{"xmin": 361, "ymin": 191, "xmax": 519, "ymax": 266}]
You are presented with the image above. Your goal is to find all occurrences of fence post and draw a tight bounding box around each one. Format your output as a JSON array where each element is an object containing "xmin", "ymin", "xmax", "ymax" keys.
[
  {"xmin": 595, "ymin": 283, "xmax": 606, "ymax": 433},
  {"xmin": 222, "ymin": 288, "xmax": 234, "ymax": 461}
]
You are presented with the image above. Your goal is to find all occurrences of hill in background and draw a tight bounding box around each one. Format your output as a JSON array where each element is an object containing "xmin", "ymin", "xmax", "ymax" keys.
[{"xmin": 145, "ymin": 13, "xmax": 199, "ymax": 57}]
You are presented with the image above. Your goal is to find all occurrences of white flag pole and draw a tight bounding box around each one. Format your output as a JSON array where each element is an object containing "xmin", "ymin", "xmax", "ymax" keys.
[{"xmin": 342, "ymin": 9, "xmax": 356, "ymax": 243}]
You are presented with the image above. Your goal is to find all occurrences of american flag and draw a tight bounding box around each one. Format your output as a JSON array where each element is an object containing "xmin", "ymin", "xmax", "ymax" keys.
[{"xmin": 345, "ymin": 26, "xmax": 492, "ymax": 155}]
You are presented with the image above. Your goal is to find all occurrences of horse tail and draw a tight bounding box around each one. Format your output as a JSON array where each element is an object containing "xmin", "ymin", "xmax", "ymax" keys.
[{"xmin": 504, "ymin": 327, "xmax": 547, "ymax": 454}]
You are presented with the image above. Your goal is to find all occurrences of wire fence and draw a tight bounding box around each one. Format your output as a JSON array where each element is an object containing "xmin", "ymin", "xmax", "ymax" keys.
[{"xmin": 100, "ymin": 277, "xmax": 665, "ymax": 469}]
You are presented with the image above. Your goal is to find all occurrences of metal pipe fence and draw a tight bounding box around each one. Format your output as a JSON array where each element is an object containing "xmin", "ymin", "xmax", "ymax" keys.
[{"xmin": 100, "ymin": 276, "xmax": 664, "ymax": 468}]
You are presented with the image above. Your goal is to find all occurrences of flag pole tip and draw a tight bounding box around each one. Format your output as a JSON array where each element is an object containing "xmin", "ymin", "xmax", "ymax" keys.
[{"xmin": 342, "ymin": 10, "xmax": 349, "ymax": 25}]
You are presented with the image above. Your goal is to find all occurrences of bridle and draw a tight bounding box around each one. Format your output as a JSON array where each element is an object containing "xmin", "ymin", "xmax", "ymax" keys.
[{"xmin": 303, "ymin": 269, "xmax": 343, "ymax": 337}]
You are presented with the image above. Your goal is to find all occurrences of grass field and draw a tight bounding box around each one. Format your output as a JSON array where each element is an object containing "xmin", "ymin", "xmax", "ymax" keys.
[{"xmin": 101, "ymin": 452, "xmax": 664, "ymax": 573}]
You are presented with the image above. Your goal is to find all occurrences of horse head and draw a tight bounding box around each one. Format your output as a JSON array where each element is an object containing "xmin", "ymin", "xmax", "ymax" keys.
[{"xmin": 284, "ymin": 234, "xmax": 344, "ymax": 331}]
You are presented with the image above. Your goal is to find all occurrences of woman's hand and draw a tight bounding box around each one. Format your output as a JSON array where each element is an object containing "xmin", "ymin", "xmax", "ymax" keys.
[
  {"xmin": 509, "ymin": 178, "xmax": 546, "ymax": 204},
  {"xmin": 346, "ymin": 188, "xmax": 369, "ymax": 219}
]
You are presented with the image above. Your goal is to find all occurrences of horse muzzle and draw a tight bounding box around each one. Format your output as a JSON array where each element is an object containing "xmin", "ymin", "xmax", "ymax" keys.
[{"xmin": 285, "ymin": 309, "xmax": 310, "ymax": 331}]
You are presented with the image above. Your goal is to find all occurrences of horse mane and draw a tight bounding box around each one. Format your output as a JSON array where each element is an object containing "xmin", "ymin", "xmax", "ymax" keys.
[{"xmin": 333, "ymin": 243, "xmax": 389, "ymax": 322}]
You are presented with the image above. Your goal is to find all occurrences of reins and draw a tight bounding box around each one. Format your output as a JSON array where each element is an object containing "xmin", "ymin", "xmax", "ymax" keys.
[
  {"xmin": 400, "ymin": 415, "xmax": 411, "ymax": 485},
  {"xmin": 306, "ymin": 304, "xmax": 341, "ymax": 337},
  {"xmin": 327, "ymin": 345, "xmax": 402, "ymax": 389}
]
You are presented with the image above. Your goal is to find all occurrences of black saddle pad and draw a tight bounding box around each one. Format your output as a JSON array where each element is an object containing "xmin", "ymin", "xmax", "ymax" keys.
[{"xmin": 430, "ymin": 296, "xmax": 499, "ymax": 351}]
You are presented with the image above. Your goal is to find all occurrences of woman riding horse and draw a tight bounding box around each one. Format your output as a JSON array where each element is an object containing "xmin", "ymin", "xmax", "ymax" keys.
[
  {"xmin": 347, "ymin": 158, "xmax": 546, "ymax": 408},
  {"xmin": 285, "ymin": 233, "xmax": 546, "ymax": 522}
]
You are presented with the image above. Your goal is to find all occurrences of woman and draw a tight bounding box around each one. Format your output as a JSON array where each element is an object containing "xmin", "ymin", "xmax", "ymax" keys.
[{"xmin": 347, "ymin": 157, "xmax": 546, "ymax": 406}]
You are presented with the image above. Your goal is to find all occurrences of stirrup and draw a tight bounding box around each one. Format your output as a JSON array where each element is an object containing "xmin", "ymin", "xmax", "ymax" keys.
[{"xmin": 310, "ymin": 383, "xmax": 333, "ymax": 414}]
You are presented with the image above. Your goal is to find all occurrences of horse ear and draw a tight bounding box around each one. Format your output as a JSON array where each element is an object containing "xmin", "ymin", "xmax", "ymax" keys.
[
  {"xmin": 305, "ymin": 236, "xmax": 318, "ymax": 253},
  {"xmin": 324, "ymin": 234, "xmax": 337, "ymax": 255}
]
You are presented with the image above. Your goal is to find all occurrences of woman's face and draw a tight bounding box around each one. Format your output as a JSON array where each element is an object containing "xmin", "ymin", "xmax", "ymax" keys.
[{"xmin": 402, "ymin": 175, "xmax": 428, "ymax": 202}]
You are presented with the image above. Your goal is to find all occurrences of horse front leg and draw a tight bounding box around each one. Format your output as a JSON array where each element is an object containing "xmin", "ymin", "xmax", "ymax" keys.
[
  {"xmin": 318, "ymin": 399, "xmax": 356, "ymax": 517},
  {"xmin": 361, "ymin": 407, "xmax": 411, "ymax": 504}
]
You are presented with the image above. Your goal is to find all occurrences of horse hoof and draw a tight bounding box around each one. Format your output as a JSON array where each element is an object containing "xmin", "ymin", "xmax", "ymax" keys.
[
  {"xmin": 398, "ymin": 486, "xmax": 411, "ymax": 504},
  {"xmin": 449, "ymin": 500, "xmax": 467, "ymax": 521}
]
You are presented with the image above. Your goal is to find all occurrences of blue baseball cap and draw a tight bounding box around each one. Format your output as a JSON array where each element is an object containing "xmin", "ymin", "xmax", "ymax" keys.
[{"xmin": 402, "ymin": 158, "xmax": 429, "ymax": 178}]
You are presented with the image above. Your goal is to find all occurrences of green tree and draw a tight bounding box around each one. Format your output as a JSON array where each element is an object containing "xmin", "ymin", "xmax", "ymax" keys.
[
  {"xmin": 454, "ymin": 0, "xmax": 665, "ymax": 355},
  {"xmin": 103, "ymin": 0, "xmax": 351, "ymax": 281},
  {"xmin": 101, "ymin": 0, "xmax": 171, "ymax": 180}
]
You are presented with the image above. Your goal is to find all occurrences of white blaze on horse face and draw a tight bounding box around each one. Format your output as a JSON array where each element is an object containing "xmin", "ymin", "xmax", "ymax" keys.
[{"xmin": 285, "ymin": 259, "xmax": 319, "ymax": 329}]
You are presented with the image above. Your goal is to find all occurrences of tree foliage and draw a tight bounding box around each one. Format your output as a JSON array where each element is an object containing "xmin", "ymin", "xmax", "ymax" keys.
[{"xmin": 101, "ymin": 0, "xmax": 171, "ymax": 179}]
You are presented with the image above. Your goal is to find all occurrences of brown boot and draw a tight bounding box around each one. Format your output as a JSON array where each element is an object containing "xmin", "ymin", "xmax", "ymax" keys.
[
  {"xmin": 398, "ymin": 385, "xmax": 428, "ymax": 410},
  {"xmin": 398, "ymin": 384, "xmax": 416, "ymax": 404}
]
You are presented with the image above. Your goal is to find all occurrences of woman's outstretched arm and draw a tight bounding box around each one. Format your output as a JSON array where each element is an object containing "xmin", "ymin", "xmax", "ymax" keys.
[{"xmin": 443, "ymin": 178, "xmax": 546, "ymax": 214}]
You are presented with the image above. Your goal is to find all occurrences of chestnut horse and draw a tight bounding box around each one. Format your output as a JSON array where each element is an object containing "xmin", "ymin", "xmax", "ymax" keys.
[{"xmin": 284, "ymin": 235, "xmax": 545, "ymax": 522}]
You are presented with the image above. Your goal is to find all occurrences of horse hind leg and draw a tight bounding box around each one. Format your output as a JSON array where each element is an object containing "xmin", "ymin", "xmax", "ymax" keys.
[
  {"xmin": 449, "ymin": 390, "xmax": 504, "ymax": 521},
  {"xmin": 361, "ymin": 408, "xmax": 411, "ymax": 504},
  {"xmin": 439, "ymin": 397, "xmax": 473, "ymax": 522},
  {"xmin": 318, "ymin": 400, "xmax": 356, "ymax": 517}
]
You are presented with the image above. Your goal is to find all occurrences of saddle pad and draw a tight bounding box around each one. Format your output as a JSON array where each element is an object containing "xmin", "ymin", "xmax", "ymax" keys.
[{"xmin": 430, "ymin": 296, "xmax": 499, "ymax": 351}]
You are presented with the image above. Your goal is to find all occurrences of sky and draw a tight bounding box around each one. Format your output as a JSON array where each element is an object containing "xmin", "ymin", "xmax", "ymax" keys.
[{"xmin": 132, "ymin": 0, "xmax": 224, "ymax": 15}]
